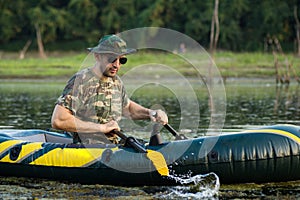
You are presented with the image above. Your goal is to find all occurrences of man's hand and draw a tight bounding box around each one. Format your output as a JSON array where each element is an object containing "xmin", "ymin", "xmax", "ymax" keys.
[
  {"xmin": 150, "ymin": 109, "xmax": 168, "ymax": 125},
  {"xmin": 102, "ymin": 120, "xmax": 120, "ymax": 135}
]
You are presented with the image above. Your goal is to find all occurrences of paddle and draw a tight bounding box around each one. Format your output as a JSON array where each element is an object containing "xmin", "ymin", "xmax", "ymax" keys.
[
  {"xmin": 150, "ymin": 110, "xmax": 187, "ymax": 140},
  {"xmin": 112, "ymin": 129, "xmax": 169, "ymax": 176},
  {"xmin": 164, "ymin": 124, "xmax": 188, "ymax": 140}
]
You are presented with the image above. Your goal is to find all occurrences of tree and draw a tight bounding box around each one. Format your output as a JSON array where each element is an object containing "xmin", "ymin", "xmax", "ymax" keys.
[
  {"xmin": 1, "ymin": 0, "xmax": 300, "ymax": 53},
  {"xmin": 294, "ymin": 5, "xmax": 300, "ymax": 56},
  {"xmin": 28, "ymin": 5, "xmax": 48, "ymax": 58},
  {"xmin": 0, "ymin": 0, "xmax": 28, "ymax": 44},
  {"xmin": 100, "ymin": 0, "xmax": 137, "ymax": 34},
  {"xmin": 27, "ymin": 1, "xmax": 71, "ymax": 58},
  {"xmin": 218, "ymin": 0, "xmax": 249, "ymax": 51},
  {"xmin": 68, "ymin": 0, "xmax": 98, "ymax": 43},
  {"xmin": 182, "ymin": 1, "xmax": 212, "ymax": 45},
  {"xmin": 209, "ymin": 0, "xmax": 219, "ymax": 54}
]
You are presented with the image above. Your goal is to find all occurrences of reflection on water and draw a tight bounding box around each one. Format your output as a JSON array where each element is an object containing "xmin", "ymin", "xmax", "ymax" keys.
[
  {"xmin": 224, "ymin": 81, "xmax": 300, "ymax": 128},
  {"xmin": 1, "ymin": 79, "xmax": 299, "ymax": 136},
  {"xmin": 0, "ymin": 80, "xmax": 63, "ymax": 130},
  {"xmin": 0, "ymin": 79, "xmax": 300, "ymax": 199}
]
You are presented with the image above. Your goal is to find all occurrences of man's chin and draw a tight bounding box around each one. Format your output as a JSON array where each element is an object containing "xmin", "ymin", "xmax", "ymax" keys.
[{"xmin": 103, "ymin": 72, "xmax": 116, "ymax": 78}]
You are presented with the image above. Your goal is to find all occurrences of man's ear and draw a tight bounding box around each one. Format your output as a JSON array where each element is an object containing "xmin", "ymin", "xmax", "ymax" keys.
[{"xmin": 94, "ymin": 53, "xmax": 101, "ymax": 61}]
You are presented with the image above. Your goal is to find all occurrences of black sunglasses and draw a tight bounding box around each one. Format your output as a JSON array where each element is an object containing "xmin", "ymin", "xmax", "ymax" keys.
[{"xmin": 108, "ymin": 57, "xmax": 127, "ymax": 65}]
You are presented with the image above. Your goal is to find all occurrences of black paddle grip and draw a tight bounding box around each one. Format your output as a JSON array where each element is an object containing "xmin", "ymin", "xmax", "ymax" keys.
[
  {"xmin": 112, "ymin": 130, "xmax": 147, "ymax": 153},
  {"xmin": 126, "ymin": 137, "xmax": 147, "ymax": 153}
]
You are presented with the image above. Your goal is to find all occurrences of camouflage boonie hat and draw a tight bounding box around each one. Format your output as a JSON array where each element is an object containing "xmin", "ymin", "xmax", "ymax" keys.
[{"xmin": 87, "ymin": 35, "xmax": 136, "ymax": 55}]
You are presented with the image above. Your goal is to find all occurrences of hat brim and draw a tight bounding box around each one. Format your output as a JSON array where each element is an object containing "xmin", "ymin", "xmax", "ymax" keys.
[{"xmin": 87, "ymin": 47, "xmax": 137, "ymax": 55}]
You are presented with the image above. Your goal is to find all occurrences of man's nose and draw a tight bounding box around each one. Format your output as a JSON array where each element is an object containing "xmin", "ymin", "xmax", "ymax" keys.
[{"xmin": 112, "ymin": 60, "xmax": 120, "ymax": 67}]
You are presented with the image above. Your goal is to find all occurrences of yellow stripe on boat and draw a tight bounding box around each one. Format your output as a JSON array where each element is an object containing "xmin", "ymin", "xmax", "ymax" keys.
[
  {"xmin": 1, "ymin": 143, "xmax": 43, "ymax": 163},
  {"xmin": 243, "ymin": 129, "xmax": 300, "ymax": 144},
  {"xmin": 0, "ymin": 140, "xmax": 23, "ymax": 154},
  {"xmin": 30, "ymin": 147, "xmax": 119, "ymax": 167}
]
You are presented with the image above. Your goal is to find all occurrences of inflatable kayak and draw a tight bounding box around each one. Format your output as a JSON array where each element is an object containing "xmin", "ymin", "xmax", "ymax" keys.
[{"xmin": 0, "ymin": 124, "xmax": 299, "ymax": 185}]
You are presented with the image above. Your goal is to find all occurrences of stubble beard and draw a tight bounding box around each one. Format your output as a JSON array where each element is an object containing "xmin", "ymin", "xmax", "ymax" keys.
[{"xmin": 102, "ymin": 67, "xmax": 117, "ymax": 78}]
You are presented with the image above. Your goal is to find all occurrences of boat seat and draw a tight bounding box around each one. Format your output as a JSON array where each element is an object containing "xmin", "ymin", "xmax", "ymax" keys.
[
  {"xmin": 44, "ymin": 133, "xmax": 73, "ymax": 144},
  {"xmin": 16, "ymin": 134, "xmax": 46, "ymax": 143},
  {"xmin": 0, "ymin": 130, "xmax": 73, "ymax": 144},
  {"xmin": 15, "ymin": 133, "xmax": 73, "ymax": 144}
]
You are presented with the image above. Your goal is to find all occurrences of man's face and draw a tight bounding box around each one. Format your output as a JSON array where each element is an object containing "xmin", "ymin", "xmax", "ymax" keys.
[{"xmin": 99, "ymin": 54, "xmax": 127, "ymax": 78}]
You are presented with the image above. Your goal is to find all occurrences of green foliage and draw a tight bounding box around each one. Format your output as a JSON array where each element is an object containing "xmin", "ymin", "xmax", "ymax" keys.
[
  {"xmin": 0, "ymin": 0, "xmax": 300, "ymax": 52},
  {"xmin": 67, "ymin": 0, "xmax": 99, "ymax": 42}
]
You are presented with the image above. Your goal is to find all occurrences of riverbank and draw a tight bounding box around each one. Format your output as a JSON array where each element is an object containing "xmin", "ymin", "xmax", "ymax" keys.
[{"xmin": 1, "ymin": 51, "xmax": 300, "ymax": 81}]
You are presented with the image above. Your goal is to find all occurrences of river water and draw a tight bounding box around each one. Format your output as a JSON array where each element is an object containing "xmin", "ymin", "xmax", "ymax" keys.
[{"xmin": 0, "ymin": 78, "xmax": 300, "ymax": 199}]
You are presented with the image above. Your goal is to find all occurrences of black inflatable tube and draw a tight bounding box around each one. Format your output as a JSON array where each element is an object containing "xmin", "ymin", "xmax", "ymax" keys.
[{"xmin": 0, "ymin": 124, "xmax": 298, "ymax": 185}]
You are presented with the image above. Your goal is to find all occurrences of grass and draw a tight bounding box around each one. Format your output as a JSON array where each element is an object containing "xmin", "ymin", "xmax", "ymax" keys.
[
  {"xmin": 0, "ymin": 50, "xmax": 299, "ymax": 80},
  {"xmin": 0, "ymin": 52, "xmax": 85, "ymax": 78}
]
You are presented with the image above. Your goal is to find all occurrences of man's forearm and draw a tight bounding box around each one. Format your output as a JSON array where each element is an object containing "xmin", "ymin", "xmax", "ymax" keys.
[
  {"xmin": 125, "ymin": 100, "xmax": 151, "ymax": 120},
  {"xmin": 123, "ymin": 101, "xmax": 168, "ymax": 124},
  {"xmin": 52, "ymin": 113, "xmax": 102, "ymax": 133},
  {"xmin": 51, "ymin": 105, "xmax": 119, "ymax": 133}
]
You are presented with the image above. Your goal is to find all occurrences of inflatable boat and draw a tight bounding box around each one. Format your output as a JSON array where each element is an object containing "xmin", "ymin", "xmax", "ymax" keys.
[{"xmin": 0, "ymin": 124, "xmax": 299, "ymax": 186}]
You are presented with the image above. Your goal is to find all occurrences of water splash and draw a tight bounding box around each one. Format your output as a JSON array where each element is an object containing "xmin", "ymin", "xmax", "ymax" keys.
[{"xmin": 156, "ymin": 172, "xmax": 220, "ymax": 199}]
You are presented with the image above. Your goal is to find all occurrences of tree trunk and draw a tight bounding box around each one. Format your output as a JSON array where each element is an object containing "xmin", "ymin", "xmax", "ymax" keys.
[
  {"xmin": 35, "ymin": 23, "xmax": 47, "ymax": 59},
  {"xmin": 213, "ymin": 0, "xmax": 219, "ymax": 51},
  {"xmin": 273, "ymin": 51, "xmax": 280, "ymax": 84},
  {"xmin": 209, "ymin": 10, "xmax": 215, "ymax": 53},
  {"xmin": 209, "ymin": 0, "xmax": 219, "ymax": 54},
  {"xmin": 19, "ymin": 40, "xmax": 32, "ymax": 59},
  {"xmin": 294, "ymin": 6, "xmax": 300, "ymax": 57}
]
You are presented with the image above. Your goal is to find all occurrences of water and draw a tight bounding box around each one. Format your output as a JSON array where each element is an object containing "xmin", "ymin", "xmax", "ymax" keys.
[
  {"xmin": 0, "ymin": 78, "xmax": 300, "ymax": 199},
  {"xmin": 158, "ymin": 172, "xmax": 220, "ymax": 199},
  {"xmin": 0, "ymin": 173, "xmax": 220, "ymax": 199}
]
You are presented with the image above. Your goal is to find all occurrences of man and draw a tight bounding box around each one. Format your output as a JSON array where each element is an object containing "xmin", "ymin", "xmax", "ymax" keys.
[{"xmin": 51, "ymin": 35, "xmax": 168, "ymax": 144}]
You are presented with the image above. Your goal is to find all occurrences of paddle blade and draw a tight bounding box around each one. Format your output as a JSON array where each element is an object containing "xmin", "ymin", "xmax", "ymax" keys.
[{"xmin": 146, "ymin": 149, "xmax": 169, "ymax": 176}]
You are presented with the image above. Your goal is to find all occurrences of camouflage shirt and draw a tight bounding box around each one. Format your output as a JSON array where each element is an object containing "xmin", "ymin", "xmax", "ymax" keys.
[{"xmin": 56, "ymin": 67, "xmax": 130, "ymax": 124}]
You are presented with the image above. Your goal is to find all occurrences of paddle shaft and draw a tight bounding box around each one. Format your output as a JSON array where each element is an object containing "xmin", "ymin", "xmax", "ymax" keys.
[
  {"xmin": 164, "ymin": 124, "xmax": 178, "ymax": 137},
  {"xmin": 164, "ymin": 124, "xmax": 188, "ymax": 140}
]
